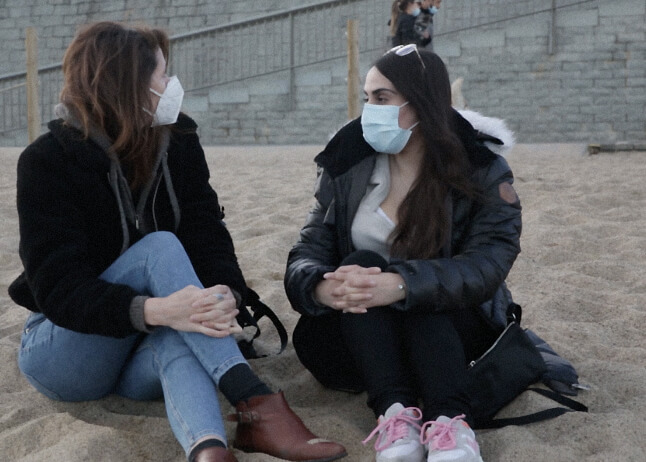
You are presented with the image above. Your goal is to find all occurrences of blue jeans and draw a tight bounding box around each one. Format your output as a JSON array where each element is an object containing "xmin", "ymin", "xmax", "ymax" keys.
[{"xmin": 18, "ymin": 232, "xmax": 248, "ymax": 457}]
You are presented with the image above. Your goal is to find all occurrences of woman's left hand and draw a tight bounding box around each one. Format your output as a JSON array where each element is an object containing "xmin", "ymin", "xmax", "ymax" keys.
[{"xmin": 189, "ymin": 285, "xmax": 243, "ymax": 336}]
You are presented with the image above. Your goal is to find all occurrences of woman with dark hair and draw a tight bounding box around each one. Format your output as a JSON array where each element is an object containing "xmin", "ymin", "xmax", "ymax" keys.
[
  {"xmin": 285, "ymin": 45, "xmax": 520, "ymax": 462},
  {"xmin": 9, "ymin": 21, "xmax": 346, "ymax": 462}
]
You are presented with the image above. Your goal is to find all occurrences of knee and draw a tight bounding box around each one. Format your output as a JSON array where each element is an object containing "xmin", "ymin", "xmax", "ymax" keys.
[
  {"xmin": 139, "ymin": 231, "xmax": 184, "ymax": 254},
  {"xmin": 138, "ymin": 232, "xmax": 192, "ymax": 267},
  {"xmin": 145, "ymin": 326, "xmax": 184, "ymax": 352},
  {"xmin": 340, "ymin": 250, "xmax": 388, "ymax": 269}
]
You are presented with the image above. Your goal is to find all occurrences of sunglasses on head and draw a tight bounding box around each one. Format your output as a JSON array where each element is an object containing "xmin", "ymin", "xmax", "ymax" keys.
[{"xmin": 387, "ymin": 44, "xmax": 426, "ymax": 70}]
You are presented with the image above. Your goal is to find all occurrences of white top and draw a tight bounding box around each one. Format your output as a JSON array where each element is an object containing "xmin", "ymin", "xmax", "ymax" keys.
[{"xmin": 351, "ymin": 154, "xmax": 396, "ymax": 260}]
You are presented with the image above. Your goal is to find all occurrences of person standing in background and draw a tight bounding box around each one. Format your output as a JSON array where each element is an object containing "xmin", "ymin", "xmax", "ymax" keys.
[
  {"xmin": 415, "ymin": 0, "xmax": 441, "ymax": 51},
  {"xmin": 392, "ymin": 0, "xmax": 426, "ymax": 46},
  {"xmin": 388, "ymin": 0, "xmax": 401, "ymax": 45}
]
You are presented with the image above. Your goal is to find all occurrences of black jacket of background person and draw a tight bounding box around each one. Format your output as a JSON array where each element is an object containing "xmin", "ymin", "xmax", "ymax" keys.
[
  {"xmin": 392, "ymin": 13, "xmax": 418, "ymax": 46},
  {"xmin": 9, "ymin": 113, "xmax": 246, "ymax": 338}
]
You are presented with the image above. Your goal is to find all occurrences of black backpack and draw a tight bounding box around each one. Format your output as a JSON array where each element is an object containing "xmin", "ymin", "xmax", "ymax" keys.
[{"xmin": 466, "ymin": 304, "xmax": 588, "ymax": 429}]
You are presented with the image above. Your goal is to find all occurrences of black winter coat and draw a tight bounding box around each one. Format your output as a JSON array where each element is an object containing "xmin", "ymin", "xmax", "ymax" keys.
[
  {"xmin": 284, "ymin": 114, "xmax": 522, "ymax": 329},
  {"xmin": 9, "ymin": 114, "xmax": 246, "ymax": 337},
  {"xmin": 392, "ymin": 13, "xmax": 418, "ymax": 46}
]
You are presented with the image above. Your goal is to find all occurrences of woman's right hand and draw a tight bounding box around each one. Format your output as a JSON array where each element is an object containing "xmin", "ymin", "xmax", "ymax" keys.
[{"xmin": 143, "ymin": 285, "xmax": 241, "ymax": 338}]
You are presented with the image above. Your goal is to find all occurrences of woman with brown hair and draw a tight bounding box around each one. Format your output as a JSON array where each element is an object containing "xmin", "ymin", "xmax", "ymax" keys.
[
  {"xmin": 9, "ymin": 21, "xmax": 346, "ymax": 462},
  {"xmin": 285, "ymin": 45, "xmax": 520, "ymax": 462}
]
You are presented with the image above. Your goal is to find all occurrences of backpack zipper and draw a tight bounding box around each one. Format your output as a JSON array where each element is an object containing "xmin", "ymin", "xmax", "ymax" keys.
[{"xmin": 468, "ymin": 321, "xmax": 516, "ymax": 369}]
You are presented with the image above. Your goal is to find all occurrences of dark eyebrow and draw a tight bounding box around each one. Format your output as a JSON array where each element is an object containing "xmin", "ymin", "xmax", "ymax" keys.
[{"xmin": 363, "ymin": 88, "xmax": 398, "ymax": 96}]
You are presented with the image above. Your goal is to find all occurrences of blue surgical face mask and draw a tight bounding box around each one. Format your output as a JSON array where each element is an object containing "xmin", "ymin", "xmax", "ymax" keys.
[
  {"xmin": 411, "ymin": 7, "xmax": 421, "ymax": 17},
  {"xmin": 361, "ymin": 102, "xmax": 419, "ymax": 154},
  {"xmin": 429, "ymin": 6, "xmax": 438, "ymax": 14}
]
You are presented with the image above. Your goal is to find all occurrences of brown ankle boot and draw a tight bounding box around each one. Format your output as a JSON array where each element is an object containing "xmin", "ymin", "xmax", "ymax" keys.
[
  {"xmin": 192, "ymin": 446, "xmax": 238, "ymax": 462},
  {"xmin": 227, "ymin": 391, "xmax": 347, "ymax": 461}
]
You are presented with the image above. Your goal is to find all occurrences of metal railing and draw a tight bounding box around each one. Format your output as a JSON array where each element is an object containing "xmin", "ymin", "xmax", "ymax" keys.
[
  {"xmin": 0, "ymin": 0, "xmax": 597, "ymax": 137},
  {"xmin": 0, "ymin": 0, "xmax": 388, "ymax": 137}
]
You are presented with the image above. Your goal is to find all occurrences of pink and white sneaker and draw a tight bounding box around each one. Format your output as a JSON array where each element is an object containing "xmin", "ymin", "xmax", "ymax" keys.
[
  {"xmin": 363, "ymin": 403, "xmax": 426, "ymax": 462},
  {"xmin": 420, "ymin": 415, "xmax": 484, "ymax": 462}
]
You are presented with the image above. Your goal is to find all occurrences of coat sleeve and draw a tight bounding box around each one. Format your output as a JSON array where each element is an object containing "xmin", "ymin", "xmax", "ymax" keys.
[
  {"xmin": 284, "ymin": 168, "xmax": 340, "ymax": 316},
  {"xmin": 388, "ymin": 156, "xmax": 522, "ymax": 312},
  {"xmin": 169, "ymin": 126, "xmax": 247, "ymax": 301},
  {"xmin": 16, "ymin": 140, "xmax": 141, "ymax": 337}
]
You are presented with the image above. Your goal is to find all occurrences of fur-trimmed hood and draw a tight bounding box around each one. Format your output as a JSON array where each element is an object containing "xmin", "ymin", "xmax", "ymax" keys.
[{"xmin": 457, "ymin": 109, "xmax": 515, "ymax": 158}]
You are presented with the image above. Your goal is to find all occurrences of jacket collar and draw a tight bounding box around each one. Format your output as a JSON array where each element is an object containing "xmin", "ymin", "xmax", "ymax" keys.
[
  {"xmin": 314, "ymin": 109, "xmax": 500, "ymax": 179},
  {"xmin": 314, "ymin": 118, "xmax": 375, "ymax": 179},
  {"xmin": 47, "ymin": 118, "xmax": 112, "ymax": 172}
]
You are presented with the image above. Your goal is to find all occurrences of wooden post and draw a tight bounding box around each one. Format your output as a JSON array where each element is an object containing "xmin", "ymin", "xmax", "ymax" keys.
[
  {"xmin": 26, "ymin": 27, "xmax": 41, "ymax": 143},
  {"xmin": 347, "ymin": 19, "xmax": 360, "ymax": 120}
]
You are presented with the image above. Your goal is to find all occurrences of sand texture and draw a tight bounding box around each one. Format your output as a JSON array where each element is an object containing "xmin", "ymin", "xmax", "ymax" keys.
[{"xmin": 1, "ymin": 144, "xmax": 645, "ymax": 461}]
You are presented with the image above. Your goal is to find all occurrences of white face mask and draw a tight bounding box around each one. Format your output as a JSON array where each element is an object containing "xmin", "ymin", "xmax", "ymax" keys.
[
  {"xmin": 148, "ymin": 76, "xmax": 184, "ymax": 126},
  {"xmin": 361, "ymin": 102, "xmax": 419, "ymax": 154}
]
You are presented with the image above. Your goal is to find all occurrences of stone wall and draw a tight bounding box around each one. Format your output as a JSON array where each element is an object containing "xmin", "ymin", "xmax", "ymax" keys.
[
  {"xmin": 434, "ymin": 0, "xmax": 646, "ymax": 144},
  {"xmin": 1, "ymin": 0, "xmax": 644, "ymax": 145}
]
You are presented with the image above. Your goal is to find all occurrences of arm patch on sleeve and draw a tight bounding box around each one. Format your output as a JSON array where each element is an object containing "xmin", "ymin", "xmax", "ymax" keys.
[{"xmin": 499, "ymin": 182, "xmax": 519, "ymax": 204}]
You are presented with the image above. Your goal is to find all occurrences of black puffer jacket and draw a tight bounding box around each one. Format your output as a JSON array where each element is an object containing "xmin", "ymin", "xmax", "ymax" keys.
[
  {"xmin": 284, "ymin": 112, "xmax": 522, "ymax": 329},
  {"xmin": 9, "ymin": 114, "xmax": 246, "ymax": 337}
]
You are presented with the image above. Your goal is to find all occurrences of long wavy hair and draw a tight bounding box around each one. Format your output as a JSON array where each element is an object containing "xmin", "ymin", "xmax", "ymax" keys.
[
  {"xmin": 375, "ymin": 49, "xmax": 476, "ymax": 259},
  {"xmin": 60, "ymin": 21, "xmax": 170, "ymax": 188}
]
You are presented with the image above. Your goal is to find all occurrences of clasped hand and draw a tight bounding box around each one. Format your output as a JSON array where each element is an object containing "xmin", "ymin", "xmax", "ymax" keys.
[
  {"xmin": 144, "ymin": 285, "xmax": 242, "ymax": 338},
  {"xmin": 315, "ymin": 265, "xmax": 406, "ymax": 314}
]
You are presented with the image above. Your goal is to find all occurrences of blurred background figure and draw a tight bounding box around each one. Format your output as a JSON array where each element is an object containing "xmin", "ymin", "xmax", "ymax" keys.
[
  {"xmin": 387, "ymin": 0, "xmax": 401, "ymax": 45},
  {"xmin": 391, "ymin": 0, "xmax": 425, "ymax": 46},
  {"xmin": 415, "ymin": 0, "xmax": 441, "ymax": 51}
]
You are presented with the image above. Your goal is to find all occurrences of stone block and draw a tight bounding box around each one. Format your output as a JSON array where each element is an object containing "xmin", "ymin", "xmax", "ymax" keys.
[
  {"xmin": 248, "ymin": 78, "xmax": 290, "ymax": 96},
  {"xmin": 506, "ymin": 19, "xmax": 548, "ymax": 38},
  {"xmin": 295, "ymin": 69, "xmax": 332, "ymax": 86},
  {"xmin": 559, "ymin": 10, "xmax": 599, "ymax": 28},
  {"xmin": 433, "ymin": 39, "xmax": 461, "ymax": 58},
  {"xmin": 32, "ymin": 4, "xmax": 56, "ymax": 16},
  {"xmin": 209, "ymin": 87, "xmax": 249, "ymax": 104},
  {"xmin": 182, "ymin": 95, "xmax": 209, "ymax": 113},
  {"xmin": 461, "ymin": 30, "xmax": 505, "ymax": 49},
  {"xmin": 599, "ymin": 0, "xmax": 646, "ymax": 17}
]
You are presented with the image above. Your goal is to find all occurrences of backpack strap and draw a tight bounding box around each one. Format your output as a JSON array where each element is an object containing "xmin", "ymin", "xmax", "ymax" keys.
[
  {"xmin": 476, "ymin": 387, "xmax": 588, "ymax": 429},
  {"xmin": 238, "ymin": 288, "xmax": 288, "ymax": 359}
]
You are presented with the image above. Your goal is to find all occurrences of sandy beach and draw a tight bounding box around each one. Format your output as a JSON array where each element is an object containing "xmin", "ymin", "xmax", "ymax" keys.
[{"xmin": 1, "ymin": 143, "xmax": 645, "ymax": 461}]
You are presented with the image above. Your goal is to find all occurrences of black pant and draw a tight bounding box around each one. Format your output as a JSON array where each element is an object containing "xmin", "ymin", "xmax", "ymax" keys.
[{"xmin": 292, "ymin": 251, "xmax": 498, "ymax": 424}]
